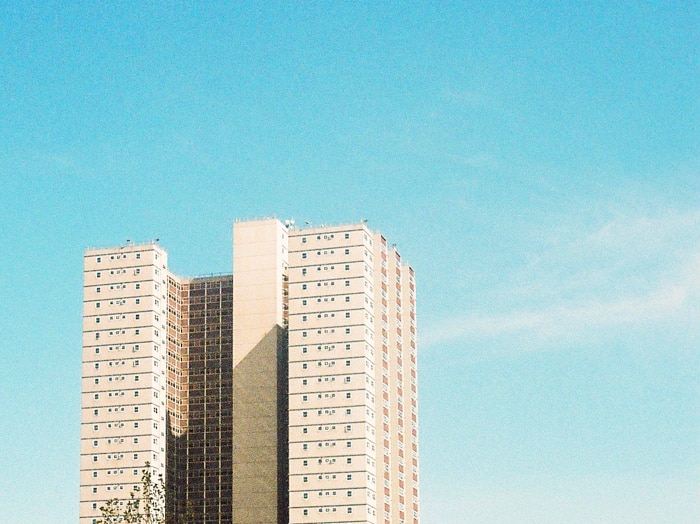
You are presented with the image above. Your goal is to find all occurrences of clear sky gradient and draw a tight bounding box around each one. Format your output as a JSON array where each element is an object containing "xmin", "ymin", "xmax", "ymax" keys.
[{"xmin": 1, "ymin": 2, "xmax": 698, "ymax": 523}]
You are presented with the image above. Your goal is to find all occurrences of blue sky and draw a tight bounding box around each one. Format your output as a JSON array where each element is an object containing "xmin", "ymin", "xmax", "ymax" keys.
[{"xmin": 1, "ymin": 2, "xmax": 698, "ymax": 522}]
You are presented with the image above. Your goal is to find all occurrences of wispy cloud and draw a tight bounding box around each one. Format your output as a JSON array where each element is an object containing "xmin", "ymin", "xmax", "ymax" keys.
[
  {"xmin": 422, "ymin": 208, "xmax": 700, "ymax": 351},
  {"xmin": 422, "ymin": 476, "xmax": 700, "ymax": 524}
]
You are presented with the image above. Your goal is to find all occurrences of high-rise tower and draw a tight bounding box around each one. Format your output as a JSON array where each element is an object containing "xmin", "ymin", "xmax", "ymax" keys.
[
  {"xmin": 80, "ymin": 243, "xmax": 170, "ymax": 523},
  {"xmin": 80, "ymin": 218, "xmax": 418, "ymax": 524}
]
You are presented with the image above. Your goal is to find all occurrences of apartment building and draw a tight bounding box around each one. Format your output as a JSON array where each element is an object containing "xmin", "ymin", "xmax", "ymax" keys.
[
  {"xmin": 80, "ymin": 218, "xmax": 418, "ymax": 524},
  {"xmin": 80, "ymin": 243, "xmax": 170, "ymax": 522}
]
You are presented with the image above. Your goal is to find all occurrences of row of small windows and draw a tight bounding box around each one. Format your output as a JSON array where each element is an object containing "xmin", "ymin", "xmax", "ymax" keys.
[
  {"xmin": 301, "ymin": 248, "xmax": 351, "ymax": 259},
  {"xmin": 93, "ymin": 359, "xmax": 145, "ymax": 368},
  {"xmin": 301, "ymin": 233, "xmax": 349, "ymax": 243},
  {"xmin": 301, "ymin": 311, "xmax": 352, "ymax": 322},
  {"xmin": 95, "ymin": 312, "xmax": 156, "ymax": 323},
  {"xmin": 301, "ymin": 279, "xmax": 351, "ymax": 290},
  {"xmin": 301, "ymin": 327, "xmax": 352, "ymax": 338},
  {"xmin": 303, "ymin": 473, "xmax": 354, "ymax": 482},
  {"xmin": 302, "ymin": 391, "xmax": 354, "ymax": 401},
  {"xmin": 95, "ymin": 253, "xmax": 143, "ymax": 263},
  {"xmin": 94, "ymin": 282, "xmax": 143, "ymax": 293},
  {"xmin": 95, "ymin": 327, "xmax": 159, "ymax": 339},
  {"xmin": 92, "ymin": 436, "xmax": 158, "ymax": 446},
  {"xmin": 95, "ymin": 298, "xmax": 142, "ymax": 308},
  {"xmin": 301, "ymin": 264, "xmax": 352, "ymax": 274},
  {"xmin": 301, "ymin": 407, "xmax": 355, "ymax": 416},
  {"xmin": 93, "ymin": 374, "xmax": 139, "ymax": 384},
  {"xmin": 302, "ymin": 490, "xmax": 354, "ymax": 497},
  {"xmin": 299, "ymin": 424, "xmax": 356, "ymax": 434},
  {"xmin": 94, "ymin": 344, "xmax": 142, "ymax": 354},
  {"xmin": 301, "ymin": 507, "xmax": 355, "ymax": 516},
  {"xmin": 301, "ymin": 343, "xmax": 353, "ymax": 353},
  {"xmin": 298, "ymin": 231, "xmax": 373, "ymax": 246},
  {"xmin": 301, "ymin": 440, "xmax": 354, "ymax": 450}
]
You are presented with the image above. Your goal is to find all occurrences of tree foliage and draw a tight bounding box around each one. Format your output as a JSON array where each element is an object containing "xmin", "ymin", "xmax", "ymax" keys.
[{"xmin": 97, "ymin": 463, "xmax": 165, "ymax": 524}]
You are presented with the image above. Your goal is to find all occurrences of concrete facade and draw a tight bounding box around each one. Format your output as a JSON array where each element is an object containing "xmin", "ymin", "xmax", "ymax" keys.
[{"xmin": 80, "ymin": 218, "xmax": 418, "ymax": 524}]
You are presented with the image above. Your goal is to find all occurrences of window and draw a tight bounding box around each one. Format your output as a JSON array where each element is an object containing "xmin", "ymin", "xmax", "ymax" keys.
[
  {"xmin": 345, "ymin": 233, "xmax": 350, "ymax": 239},
  {"xmin": 303, "ymin": 509, "xmax": 308, "ymax": 516},
  {"xmin": 345, "ymin": 264, "xmax": 350, "ymax": 271},
  {"xmin": 302, "ymin": 284, "xmax": 307, "ymax": 290},
  {"xmin": 345, "ymin": 280, "xmax": 350, "ymax": 287},
  {"xmin": 96, "ymin": 257, "xmax": 101, "ymax": 263},
  {"xmin": 135, "ymin": 298, "xmax": 140, "ymax": 305},
  {"xmin": 348, "ymin": 507, "xmax": 353, "ymax": 514},
  {"xmin": 136, "ymin": 253, "xmax": 141, "ymax": 259},
  {"xmin": 346, "ymin": 474, "xmax": 352, "ymax": 480},
  {"xmin": 96, "ymin": 272, "xmax": 101, "ymax": 278},
  {"xmin": 96, "ymin": 287, "xmax": 101, "ymax": 293},
  {"xmin": 302, "ymin": 253, "xmax": 307, "ymax": 259},
  {"xmin": 135, "ymin": 283, "xmax": 140, "ymax": 290},
  {"xmin": 345, "ymin": 312, "xmax": 350, "ymax": 318},
  {"xmin": 135, "ymin": 314, "xmax": 140, "ymax": 320},
  {"xmin": 345, "ymin": 248, "xmax": 350, "ymax": 254}
]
